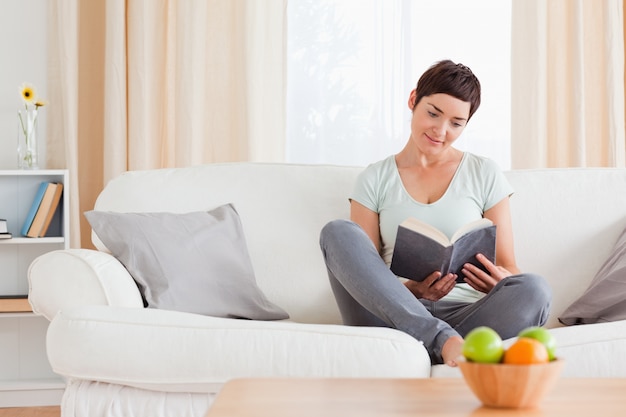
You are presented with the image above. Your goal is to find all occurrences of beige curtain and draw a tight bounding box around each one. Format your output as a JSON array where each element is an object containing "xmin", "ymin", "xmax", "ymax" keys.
[
  {"xmin": 511, "ymin": 0, "xmax": 626, "ymax": 169},
  {"xmin": 48, "ymin": 0, "xmax": 287, "ymax": 248},
  {"xmin": 48, "ymin": 1, "xmax": 81, "ymax": 247}
]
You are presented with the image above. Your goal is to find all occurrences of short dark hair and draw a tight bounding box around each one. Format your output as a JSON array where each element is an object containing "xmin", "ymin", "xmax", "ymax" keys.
[{"xmin": 413, "ymin": 60, "xmax": 481, "ymax": 121}]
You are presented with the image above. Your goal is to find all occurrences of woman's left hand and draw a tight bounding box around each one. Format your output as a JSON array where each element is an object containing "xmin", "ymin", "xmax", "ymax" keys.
[{"xmin": 462, "ymin": 253, "xmax": 513, "ymax": 293}]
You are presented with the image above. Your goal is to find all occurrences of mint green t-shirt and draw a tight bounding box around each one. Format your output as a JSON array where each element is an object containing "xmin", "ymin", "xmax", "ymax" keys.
[{"xmin": 351, "ymin": 152, "xmax": 513, "ymax": 302}]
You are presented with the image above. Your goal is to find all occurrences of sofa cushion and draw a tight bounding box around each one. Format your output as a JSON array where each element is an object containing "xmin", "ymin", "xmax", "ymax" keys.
[
  {"xmin": 431, "ymin": 320, "xmax": 626, "ymax": 378},
  {"xmin": 559, "ymin": 225, "xmax": 626, "ymax": 325},
  {"xmin": 47, "ymin": 305, "xmax": 432, "ymax": 392},
  {"xmin": 84, "ymin": 204, "xmax": 288, "ymax": 320}
]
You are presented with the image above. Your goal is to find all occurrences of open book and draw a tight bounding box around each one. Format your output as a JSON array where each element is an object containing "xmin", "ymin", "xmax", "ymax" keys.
[{"xmin": 390, "ymin": 217, "xmax": 496, "ymax": 282}]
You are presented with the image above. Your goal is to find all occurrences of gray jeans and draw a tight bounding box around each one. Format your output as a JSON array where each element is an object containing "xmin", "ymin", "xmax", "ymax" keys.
[{"xmin": 319, "ymin": 219, "xmax": 552, "ymax": 364}]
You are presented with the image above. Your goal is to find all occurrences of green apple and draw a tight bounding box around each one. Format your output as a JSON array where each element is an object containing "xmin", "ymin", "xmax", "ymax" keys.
[
  {"xmin": 462, "ymin": 326, "xmax": 504, "ymax": 363},
  {"xmin": 518, "ymin": 326, "xmax": 557, "ymax": 361}
]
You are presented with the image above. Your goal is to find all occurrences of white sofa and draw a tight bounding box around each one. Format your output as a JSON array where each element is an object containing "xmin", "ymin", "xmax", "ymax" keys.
[{"xmin": 28, "ymin": 163, "xmax": 626, "ymax": 417}]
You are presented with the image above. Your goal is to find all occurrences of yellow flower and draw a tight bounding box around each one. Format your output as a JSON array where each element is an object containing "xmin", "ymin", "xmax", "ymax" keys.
[
  {"xmin": 17, "ymin": 82, "xmax": 46, "ymax": 168},
  {"xmin": 20, "ymin": 83, "xmax": 36, "ymax": 104}
]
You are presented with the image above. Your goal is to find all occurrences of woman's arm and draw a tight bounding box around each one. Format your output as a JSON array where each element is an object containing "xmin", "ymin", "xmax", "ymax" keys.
[
  {"xmin": 484, "ymin": 196, "xmax": 520, "ymax": 274},
  {"xmin": 350, "ymin": 200, "xmax": 382, "ymax": 253}
]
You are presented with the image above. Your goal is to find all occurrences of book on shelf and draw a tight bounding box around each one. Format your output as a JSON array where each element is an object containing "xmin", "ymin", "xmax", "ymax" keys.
[
  {"xmin": 21, "ymin": 181, "xmax": 48, "ymax": 236},
  {"xmin": 0, "ymin": 219, "xmax": 10, "ymax": 239},
  {"xmin": 24, "ymin": 182, "xmax": 63, "ymax": 238},
  {"xmin": 0, "ymin": 295, "xmax": 32, "ymax": 313},
  {"xmin": 36, "ymin": 182, "xmax": 64, "ymax": 237},
  {"xmin": 390, "ymin": 217, "xmax": 496, "ymax": 283}
]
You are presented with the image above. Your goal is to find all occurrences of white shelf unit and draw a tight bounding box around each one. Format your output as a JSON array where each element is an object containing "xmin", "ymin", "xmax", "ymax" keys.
[{"xmin": 0, "ymin": 169, "xmax": 69, "ymax": 407}]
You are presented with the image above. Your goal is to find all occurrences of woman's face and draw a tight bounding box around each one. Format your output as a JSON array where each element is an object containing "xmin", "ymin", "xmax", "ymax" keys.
[{"xmin": 408, "ymin": 92, "xmax": 470, "ymax": 155}]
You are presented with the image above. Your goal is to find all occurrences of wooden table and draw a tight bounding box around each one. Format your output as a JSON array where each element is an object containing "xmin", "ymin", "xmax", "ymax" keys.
[{"xmin": 206, "ymin": 377, "xmax": 626, "ymax": 416}]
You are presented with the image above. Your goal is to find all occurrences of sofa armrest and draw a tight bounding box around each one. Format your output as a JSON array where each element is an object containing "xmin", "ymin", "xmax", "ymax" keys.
[{"xmin": 28, "ymin": 249, "xmax": 144, "ymax": 321}]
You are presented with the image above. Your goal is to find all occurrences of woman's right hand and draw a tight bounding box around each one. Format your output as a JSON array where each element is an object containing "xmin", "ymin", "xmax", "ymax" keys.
[{"xmin": 404, "ymin": 272, "xmax": 456, "ymax": 301}]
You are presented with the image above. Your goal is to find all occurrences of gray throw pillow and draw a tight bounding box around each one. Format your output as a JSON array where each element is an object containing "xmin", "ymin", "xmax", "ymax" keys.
[
  {"xmin": 84, "ymin": 204, "xmax": 289, "ymax": 320},
  {"xmin": 559, "ymin": 225, "xmax": 626, "ymax": 325}
]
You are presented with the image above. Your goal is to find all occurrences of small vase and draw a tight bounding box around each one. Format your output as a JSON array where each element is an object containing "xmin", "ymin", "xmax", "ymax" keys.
[{"xmin": 17, "ymin": 108, "xmax": 39, "ymax": 169}]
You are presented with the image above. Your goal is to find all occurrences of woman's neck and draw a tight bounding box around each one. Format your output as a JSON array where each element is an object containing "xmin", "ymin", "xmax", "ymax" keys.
[{"xmin": 395, "ymin": 144, "xmax": 463, "ymax": 169}]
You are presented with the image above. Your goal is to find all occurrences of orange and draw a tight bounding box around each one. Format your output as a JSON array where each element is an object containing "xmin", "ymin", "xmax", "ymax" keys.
[{"xmin": 502, "ymin": 337, "xmax": 549, "ymax": 365}]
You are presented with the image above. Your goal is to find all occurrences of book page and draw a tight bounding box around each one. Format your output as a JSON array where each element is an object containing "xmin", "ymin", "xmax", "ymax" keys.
[
  {"xmin": 450, "ymin": 218, "xmax": 493, "ymax": 243},
  {"xmin": 399, "ymin": 217, "xmax": 450, "ymax": 247}
]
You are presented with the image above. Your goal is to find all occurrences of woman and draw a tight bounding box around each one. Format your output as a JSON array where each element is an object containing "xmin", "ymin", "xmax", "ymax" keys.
[{"xmin": 319, "ymin": 60, "xmax": 551, "ymax": 366}]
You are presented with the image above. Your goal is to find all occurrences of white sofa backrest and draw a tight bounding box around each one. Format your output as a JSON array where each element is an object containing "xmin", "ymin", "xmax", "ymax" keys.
[
  {"xmin": 94, "ymin": 163, "xmax": 626, "ymax": 328},
  {"xmin": 94, "ymin": 163, "xmax": 361, "ymax": 324},
  {"xmin": 506, "ymin": 168, "xmax": 626, "ymax": 327}
]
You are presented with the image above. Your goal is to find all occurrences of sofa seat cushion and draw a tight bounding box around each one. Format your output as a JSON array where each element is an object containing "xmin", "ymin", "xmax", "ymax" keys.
[
  {"xmin": 546, "ymin": 320, "xmax": 626, "ymax": 377},
  {"xmin": 47, "ymin": 305, "xmax": 431, "ymax": 392},
  {"xmin": 430, "ymin": 320, "xmax": 626, "ymax": 378}
]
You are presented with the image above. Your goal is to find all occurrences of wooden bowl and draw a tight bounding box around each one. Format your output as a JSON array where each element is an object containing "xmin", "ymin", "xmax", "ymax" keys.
[{"xmin": 458, "ymin": 359, "xmax": 564, "ymax": 409}]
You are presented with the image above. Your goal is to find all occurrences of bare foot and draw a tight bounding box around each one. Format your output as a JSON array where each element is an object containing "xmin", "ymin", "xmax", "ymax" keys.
[{"xmin": 441, "ymin": 336, "xmax": 464, "ymax": 367}]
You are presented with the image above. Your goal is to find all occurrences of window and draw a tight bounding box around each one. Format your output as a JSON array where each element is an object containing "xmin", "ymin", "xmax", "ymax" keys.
[{"xmin": 287, "ymin": 0, "xmax": 512, "ymax": 169}]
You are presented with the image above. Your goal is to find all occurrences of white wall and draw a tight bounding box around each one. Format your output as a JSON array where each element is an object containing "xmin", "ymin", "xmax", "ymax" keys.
[{"xmin": 0, "ymin": 0, "xmax": 48, "ymax": 169}]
